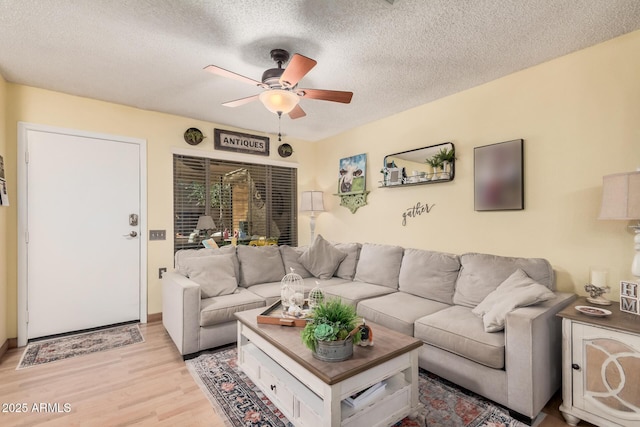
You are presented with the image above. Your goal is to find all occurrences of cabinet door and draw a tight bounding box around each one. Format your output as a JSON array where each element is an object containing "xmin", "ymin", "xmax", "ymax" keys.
[{"xmin": 572, "ymin": 323, "xmax": 640, "ymax": 425}]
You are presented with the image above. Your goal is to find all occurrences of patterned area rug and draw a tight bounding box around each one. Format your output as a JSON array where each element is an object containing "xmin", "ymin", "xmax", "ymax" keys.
[
  {"xmin": 187, "ymin": 347, "xmax": 538, "ymax": 427},
  {"xmin": 17, "ymin": 324, "xmax": 144, "ymax": 369}
]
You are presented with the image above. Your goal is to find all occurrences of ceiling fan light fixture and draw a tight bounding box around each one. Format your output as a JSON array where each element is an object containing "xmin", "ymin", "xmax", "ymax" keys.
[{"xmin": 259, "ymin": 89, "xmax": 299, "ymax": 115}]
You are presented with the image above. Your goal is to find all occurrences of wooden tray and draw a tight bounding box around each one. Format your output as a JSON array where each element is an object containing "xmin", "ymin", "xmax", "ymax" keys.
[{"xmin": 257, "ymin": 300, "xmax": 311, "ymax": 327}]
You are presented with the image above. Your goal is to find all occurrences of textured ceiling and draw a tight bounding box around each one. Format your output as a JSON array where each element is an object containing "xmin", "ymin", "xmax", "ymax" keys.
[{"xmin": 1, "ymin": 0, "xmax": 640, "ymax": 142}]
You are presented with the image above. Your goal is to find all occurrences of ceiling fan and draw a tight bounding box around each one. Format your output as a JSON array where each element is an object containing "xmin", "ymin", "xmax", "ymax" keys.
[{"xmin": 205, "ymin": 49, "xmax": 353, "ymax": 120}]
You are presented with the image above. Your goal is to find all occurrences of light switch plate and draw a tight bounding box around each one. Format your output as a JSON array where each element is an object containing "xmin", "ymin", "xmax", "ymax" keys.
[{"xmin": 149, "ymin": 230, "xmax": 166, "ymax": 240}]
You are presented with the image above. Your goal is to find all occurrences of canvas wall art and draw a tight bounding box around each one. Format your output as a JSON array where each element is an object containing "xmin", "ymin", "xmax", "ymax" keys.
[
  {"xmin": 474, "ymin": 139, "xmax": 523, "ymax": 211},
  {"xmin": 338, "ymin": 153, "xmax": 366, "ymax": 194}
]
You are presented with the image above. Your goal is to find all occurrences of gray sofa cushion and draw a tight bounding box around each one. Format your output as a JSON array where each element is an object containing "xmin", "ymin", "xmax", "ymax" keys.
[
  {"xmin": 399, "ymin": 248, "xmax": 460, "ymax": 304},
  {"xmin": 181, "ymin": 253, "xmax": 238, "ymax": 298},
  {"xmin": 299, "ymin": 234, "xmax": 347, "ymax": 279},
  {"xmin": 453, "ymin": 252, "xmax": 555, "ymax": 308},
  {"xmin": 236, "ymin": 245, "xmax": 285, "ymax": 287},
  {"xmin": 322, "ymin": 282, "xmax": 396, "ymax": 307},
  {"xmin": 357, "ymin": 292, "xmax": 450, "ymax": 336},
  {"xmin": 175, "ymin": 245, "xmax": 238, "ymax": 277},
  {"xmin": 354, "ymin": 243, "xmax": 404, "ymax": 288},
  {"xmin": 279, "ymin": 245, "xmax": 312, "ymax": 278},
  {"xmin": 415, "ymin": 306, "xmax": 505, "ymax": 369},
  {"xmin": 333, "ymin": 242, "xmax": 361, "ymax": 280},
  {"xmin": 200, "ymin": 288, "xmax": 265, "ymax": 326}
]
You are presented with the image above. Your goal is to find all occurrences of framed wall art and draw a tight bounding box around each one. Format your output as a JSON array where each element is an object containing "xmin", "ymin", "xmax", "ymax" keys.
[{"xmin": 474, "ymin": 139, "xmax": 524, "ymax": 211}]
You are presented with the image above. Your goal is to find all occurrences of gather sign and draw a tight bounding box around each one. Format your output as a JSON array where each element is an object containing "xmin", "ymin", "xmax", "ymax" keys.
[{"xmin": 214, "ymin": 128, "xmax": 270, "ymax": 156}]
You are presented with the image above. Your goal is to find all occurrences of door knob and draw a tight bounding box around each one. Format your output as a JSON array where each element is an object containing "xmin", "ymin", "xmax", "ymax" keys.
[
  {"xmin": 123, "ymin": 231, "xmax": 138, "ymax": 238},
  {"xmin": 572, "ymin": 363, "xmax": 580, "ymax": 371}
]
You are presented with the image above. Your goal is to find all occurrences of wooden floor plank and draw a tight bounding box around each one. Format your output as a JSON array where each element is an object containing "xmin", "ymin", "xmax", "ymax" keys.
[{"xmin": 0, "ymin": 321, "xmax": 590, "ymax": 426}]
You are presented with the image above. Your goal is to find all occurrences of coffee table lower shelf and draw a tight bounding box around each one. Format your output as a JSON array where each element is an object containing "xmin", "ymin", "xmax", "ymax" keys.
[{"xmin": 237, "ymin": 318, "xmax": 420, "ymax": 427}]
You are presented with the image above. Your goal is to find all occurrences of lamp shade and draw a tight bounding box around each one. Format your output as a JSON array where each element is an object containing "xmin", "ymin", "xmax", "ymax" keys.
[
  {"xmin": 598, "ymin": 171, "xmax": 640, "ymax": 220},
  {"xmin": 259, "ymin": 89, "xmax": 299, "ymax": 114},
  {"xmin": 300, "ymin": 191, "xmax": 325, "ymax": 213},
  {"xmin": 196, "ymin": 215, "xmax": 216, "ymax": 231}
]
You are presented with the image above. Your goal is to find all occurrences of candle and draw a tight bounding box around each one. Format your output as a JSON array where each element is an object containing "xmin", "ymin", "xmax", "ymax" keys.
[{"xmin": 590, "ymin": 269, "xmax": 608, "ymax": 288}]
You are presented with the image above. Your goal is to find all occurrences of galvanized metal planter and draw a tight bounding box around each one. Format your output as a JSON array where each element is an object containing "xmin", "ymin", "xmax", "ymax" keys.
[{"xmin": 313, "ymin": 336, "xmax": 353, "ymax": 362}]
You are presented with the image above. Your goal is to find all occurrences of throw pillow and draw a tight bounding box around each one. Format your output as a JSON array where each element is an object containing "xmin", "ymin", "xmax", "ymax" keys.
[
  {"xmin": 181, "ymin": 253, "xmax": 238, "ymax": 298},
  {"xmin": 279, "ymin": 245, "xmax": 313, "ymax": 278},
  {"xmin": 236, "ymin": 245, "xmax": 286, "ymax": 287},
  {"xmin": 174, "ymin": 245, "xmax": 237, "ymax": 277},
  {"xmin": 299, "ymin": 234, "xmax": 347, "ymax": 279},
  {"xmin": 472, "ymin": 269, "xmax": 556, "ymax": 332}
]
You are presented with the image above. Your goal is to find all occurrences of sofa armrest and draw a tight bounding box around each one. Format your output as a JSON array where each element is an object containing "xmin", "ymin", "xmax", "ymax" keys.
[
  {"xmin": 504, "ymin": 292, "xmax": 577, "ymax": 418},
  {"xmin": 162, "ymin": 271, "xmax": 201, "ymax": 356}
]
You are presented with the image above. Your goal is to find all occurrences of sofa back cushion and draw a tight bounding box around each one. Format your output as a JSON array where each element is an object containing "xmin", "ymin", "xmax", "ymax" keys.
[
  {"xmin": 174, "ymin": 245, "xmax": 238, "ymax": 278},
  {"xmin": 399, "ymin": 248, "xmax": 460, "ymax": 304},
  {"xmin": 236, "ymin": 245, "xmax": 286, "ymax": 287},
  {"xmin": 279, "ymin": 245, "xmax": 312, "ymax": 278},
  {"xmin": 453, "ymin": 252, "xmax": 555, "ymax": 308},
  {"xmin": 333, "ymin": 242, "xmax": 362, "ymax": 280},
  {"xmin": 354, "ymin": 243, "xmax": 404, "ymax": 288}
]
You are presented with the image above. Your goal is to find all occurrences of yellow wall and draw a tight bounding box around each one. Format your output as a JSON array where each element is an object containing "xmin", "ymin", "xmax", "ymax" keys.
[
  {"xmin": 312, "ymin": 30, "xmax": 640, "ymax": 299},
  {"xmin": 0, "ymin": 74, "xmax": 7, "ymax": 347},
  {"xmin": 4, "ymin": 86, "xmax": 315, "ymax": 337}
]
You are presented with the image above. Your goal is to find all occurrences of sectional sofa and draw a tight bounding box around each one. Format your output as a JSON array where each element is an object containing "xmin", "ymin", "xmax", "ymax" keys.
[{"xmin": 162, "ymin": 237, "xmax": 576, "ymax": 421}]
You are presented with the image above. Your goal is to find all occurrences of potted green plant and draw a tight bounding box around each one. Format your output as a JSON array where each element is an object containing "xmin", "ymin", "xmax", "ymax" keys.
[
  {"xmin": 437, "ymin": 147, "xmax": 455, "ymax": 178},
  {"xmin": 301, "ymin": 298, "xmax": 361, "ymax": 362},
  {"xmin": 425, "ymin": 156, "xmax": 443, "ymax": 180}
]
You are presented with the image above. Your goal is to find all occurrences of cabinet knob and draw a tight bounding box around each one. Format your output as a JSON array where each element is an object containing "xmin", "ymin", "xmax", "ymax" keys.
[
  {"xmin": 270, "ymin": 384, "xmax": 276, "ymax": 391},
  {"xmin": 572, "ymin": 363, "xmax": 580, "ymax": 371}
]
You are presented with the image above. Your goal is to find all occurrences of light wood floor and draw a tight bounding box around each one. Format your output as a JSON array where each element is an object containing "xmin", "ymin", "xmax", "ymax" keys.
[{"xmin": 0, "ymin": 321, "xmax": 592, "ymax": 427}]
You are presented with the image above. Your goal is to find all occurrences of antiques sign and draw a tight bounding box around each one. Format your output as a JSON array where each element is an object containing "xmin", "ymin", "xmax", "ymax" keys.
[
  {"xmin": 214, "ymin": 128, "xmax": 270, "ymax": 156},
  {"xmin": 402, "ymin": 201, "xmax": 435, "ymax": 226}
]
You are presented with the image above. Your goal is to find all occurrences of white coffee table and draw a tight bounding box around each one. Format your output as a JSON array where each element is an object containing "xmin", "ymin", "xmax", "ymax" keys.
[{"xmin": 235, "ymin": 308, "xmax": 422, "ymax": 427}]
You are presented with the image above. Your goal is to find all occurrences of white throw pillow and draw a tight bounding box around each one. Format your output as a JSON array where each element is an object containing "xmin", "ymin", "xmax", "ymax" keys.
[
  {"xmin": 181, "ymin": 253, "xmax": 238, "ymax": 298},
  {"xmin": 299, "ymin": 234, "xmax": 347, "ymax": 279},
  {"xmin": 472, "ymin": 268, "xmax": 556, "ymax": 332}
]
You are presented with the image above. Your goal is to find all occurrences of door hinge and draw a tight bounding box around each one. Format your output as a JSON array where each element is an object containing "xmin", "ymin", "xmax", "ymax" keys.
[
  {"xmin": 25, "ymin": 150, "xmax": 29, "ymax": 164},
  {"xmin": 26, "ymin": 311, "xmax": 29, "ymax": 324},
  {"xmin": 25, "ymin": 230, "xmax": 29, "ymax": 244}
]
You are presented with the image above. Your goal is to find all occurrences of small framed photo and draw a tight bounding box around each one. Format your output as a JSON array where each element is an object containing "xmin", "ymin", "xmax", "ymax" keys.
[{"xmin": 474, "ymin": 139, "xmax": 524, "ymax": 211}]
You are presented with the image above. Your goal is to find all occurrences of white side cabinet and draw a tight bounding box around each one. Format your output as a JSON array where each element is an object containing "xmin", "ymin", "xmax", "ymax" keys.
[{"xmin": 558, "ymin": 299, "xmax": 640, "ymax": 427}]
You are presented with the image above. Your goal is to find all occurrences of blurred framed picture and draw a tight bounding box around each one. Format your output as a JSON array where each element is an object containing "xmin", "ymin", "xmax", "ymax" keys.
[{"xmin": 474, "ymin": 139, "xmax": 523, "ymax": 211}]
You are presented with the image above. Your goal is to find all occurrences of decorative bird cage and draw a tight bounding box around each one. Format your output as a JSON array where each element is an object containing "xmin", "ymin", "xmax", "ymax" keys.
[
  {"xmin": 281, "ymin": 268, "xmax": 305, "ymax": 312},
  {"xmin": 308, "ymin": 284, "xmax": 325, "ymax": 309}
]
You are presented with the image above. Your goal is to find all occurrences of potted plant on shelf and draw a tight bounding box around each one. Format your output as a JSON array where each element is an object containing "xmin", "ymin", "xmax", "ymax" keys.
[
  {"xmin": 301, "ymin": 298, "xmax": 362, "ymax": 362},
  {"xmin": 437, "ymin": 147, "xmax": 455, "ymax": 179},
  {"xmin": 425, "ymin": 155, "xmax": 443, "ymax": 180}
]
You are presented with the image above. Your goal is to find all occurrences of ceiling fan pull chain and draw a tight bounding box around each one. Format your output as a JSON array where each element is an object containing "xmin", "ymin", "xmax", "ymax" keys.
[{"xmin": 278, "ymin": 112, "xmax": 282, "ymax": 141}]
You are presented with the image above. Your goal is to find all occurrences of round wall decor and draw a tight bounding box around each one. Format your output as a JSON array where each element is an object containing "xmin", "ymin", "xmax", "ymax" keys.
[
  {"xmin": 277, "ymin": 143, "xmax": 293, "ymax": 157},
  {"xmin": 184, "ymin": 128, "xmax": 205, "ymax": 145}
]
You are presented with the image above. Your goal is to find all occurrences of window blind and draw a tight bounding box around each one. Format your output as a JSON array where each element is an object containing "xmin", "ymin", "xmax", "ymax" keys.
[{"xmin": 173, "ymin": 154, "xmax": 298, "ymax": 251}]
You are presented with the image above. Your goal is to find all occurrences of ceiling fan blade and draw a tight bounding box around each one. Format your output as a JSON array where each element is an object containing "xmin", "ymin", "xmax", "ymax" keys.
[
  {"xmin": 279, "ymin": 54, "xmax": 317, "ymax": 88},
  {"xmin": 222, "ymin": 94, "xmax": 259, "ymax": 108},
  {"xmin": 299, "ymin": 89, "xmax": 353, "ymax": 104},
  {"xmin": 288, "ymin": 104, "xmax": 306, "ymax": 119},
  {"xmin": 204, "ymin": 65, "xmax": 265, "ymax": 88}
]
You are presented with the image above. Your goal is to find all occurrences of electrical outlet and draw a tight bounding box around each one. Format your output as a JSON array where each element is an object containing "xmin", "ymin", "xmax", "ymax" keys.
[
  {"xmin": 159, "ymin": 267, "xmax": 167, "ymax": 279},
  {"xmin": 150, "ymin": 230, "xmax": 166, "ymax": 240}
]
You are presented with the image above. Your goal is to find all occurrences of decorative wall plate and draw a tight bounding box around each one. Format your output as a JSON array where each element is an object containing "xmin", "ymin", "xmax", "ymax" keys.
[
  {"xmin": 575, "ymin": 306, "xmax": 612, "ymax": 317},
  {"xmin": 184, "ymin": 128, "xmax": 204, "ymax": 145},
  {"xmin": 278, "ymin": 143, "xmax": 293, "ymax": 157}
]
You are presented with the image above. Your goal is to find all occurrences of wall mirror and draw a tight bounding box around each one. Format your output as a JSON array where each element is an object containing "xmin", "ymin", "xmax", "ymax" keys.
[{"xmin": 381, "ymin": 142, "xmax": 455, "ymax": 187}]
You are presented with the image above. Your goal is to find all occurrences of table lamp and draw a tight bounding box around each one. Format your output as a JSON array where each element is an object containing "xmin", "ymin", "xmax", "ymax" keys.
[
  {"xmin": 300, "ymin": 191, "xmax": 325, "ymax": 243},
  {"xmin": 196, "ymin": 215, "xmax": 217, "ymax": 239},
  {"xmin": 598, "ymin": 171, "xmax": 640, "ymax": 277}
]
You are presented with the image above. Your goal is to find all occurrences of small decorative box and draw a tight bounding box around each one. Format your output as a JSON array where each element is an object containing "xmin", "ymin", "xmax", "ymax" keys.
[{"xmin": 620, "ymin": 281, "xmax": 640, "ymax": 315}]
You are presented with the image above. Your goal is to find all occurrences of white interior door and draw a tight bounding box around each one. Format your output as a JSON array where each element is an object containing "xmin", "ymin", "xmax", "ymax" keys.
[{"xmin": 20, "ymin": 125, "xmax": 146, "ymax": 340}]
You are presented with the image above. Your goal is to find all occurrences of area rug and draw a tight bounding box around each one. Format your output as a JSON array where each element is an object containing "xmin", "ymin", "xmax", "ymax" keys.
[
  {"xmin": 187, "ymin": 347, "xmax": 539, "ymax": 427},
  {"xmin": 17, "ymin": 323, "xmax": 144, "ymax": 369}
]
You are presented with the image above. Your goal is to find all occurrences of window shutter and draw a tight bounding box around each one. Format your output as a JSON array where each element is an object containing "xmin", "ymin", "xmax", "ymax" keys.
[{"xmin": 173, "ymin": 154, "xmax": 297, "ymax": 251}]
